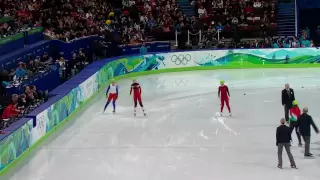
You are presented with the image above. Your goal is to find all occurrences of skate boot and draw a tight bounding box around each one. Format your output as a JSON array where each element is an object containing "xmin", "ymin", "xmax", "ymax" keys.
[
  {"xmin": 113, "ymin": 110, "xmax": 116, "ymax": 114},
  {"xmin": 277, "ymin": 165, "xmax": 282, "ymax": 169},
  {"xmin": 298, "ymin": 142, "xmax": 302, "ymax": 147},
  {"xmin": 134, "ymin": 113, "xmax": 136, "ymax": 116},
  {"xmin": 220, "ymin": 112, "xmax": 223, "ymax": 116},
  {"xmin": 291, "ymin": 165, "xmax": 297, "ymax": 169},
  {"xmin": 141, "ymin": 107, "xmax": 146, "ymax": 116},
  {"xmin": 229, "ymin": 113, "xmax": 232, "ymax": 116}
]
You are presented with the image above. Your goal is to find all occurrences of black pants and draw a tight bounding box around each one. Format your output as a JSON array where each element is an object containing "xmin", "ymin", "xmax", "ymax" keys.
[
  {"xmin": 290, "ymin": 121, "xmax": 302, "ymax": 144},
  {"xmin": 284, "ymin": 105, "xmax": 291, "ymax": 121}
]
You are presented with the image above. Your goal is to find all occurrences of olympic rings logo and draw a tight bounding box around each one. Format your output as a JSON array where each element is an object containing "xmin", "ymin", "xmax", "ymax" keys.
[
  {"xmin": 171, "ymin": 54, "xmax": 191, "ymax": 65},
  {"xmin": 156, "ymin": 78, "xmax": 189, "ymax": 88}
]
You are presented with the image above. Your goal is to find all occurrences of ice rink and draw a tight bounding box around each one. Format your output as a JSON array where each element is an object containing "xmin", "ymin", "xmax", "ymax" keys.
[{"xmin": 3, "ymin": 68, "xmax": 320, "ymax": 180}]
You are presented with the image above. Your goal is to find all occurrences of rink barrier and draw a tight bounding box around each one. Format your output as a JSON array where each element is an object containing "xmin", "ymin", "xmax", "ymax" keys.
[{"xmin": 2, "ymin": 48, "xmax": 320, "ymax": 175}]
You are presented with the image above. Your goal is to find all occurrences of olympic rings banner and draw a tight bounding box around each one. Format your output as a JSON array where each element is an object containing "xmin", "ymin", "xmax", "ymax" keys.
[
  {"xmin": 1, "ymin": 47, "xmax": 320, "ymax": 173},
  {"xmin": 154, "ymin": 48, "xmax": 320, "ymax": 68}
]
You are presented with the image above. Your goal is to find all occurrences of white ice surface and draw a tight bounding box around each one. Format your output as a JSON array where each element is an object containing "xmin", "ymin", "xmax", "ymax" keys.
[{"xmin": 3, "ymin": 68, "xmax": 320, "ymax": 180}]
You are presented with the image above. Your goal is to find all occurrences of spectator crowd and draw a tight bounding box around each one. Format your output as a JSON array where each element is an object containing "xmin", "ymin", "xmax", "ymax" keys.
[
  {"xmin": 190, "ymin": 0, "xmax": 278, "ymax": 39},
  {"xmin": 1, "ymin": 0, "xmax": 189, "ymax": 44},
  {"xmin": 0, "ymin": 47, "xmax": 92, "ymax": 132},
  {"xmin": 0, "ymin": 85, "xmax": 46, "ymax": 132}
]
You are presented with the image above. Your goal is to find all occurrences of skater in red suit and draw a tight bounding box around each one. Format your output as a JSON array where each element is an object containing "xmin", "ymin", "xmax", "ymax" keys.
[
  {"xmin": 130, "ymin": 79, "xmax": 146, "ymax": 116},
  {"xmin": 218, "ymin": 80, "xmax": 231, "ymax": 116}
]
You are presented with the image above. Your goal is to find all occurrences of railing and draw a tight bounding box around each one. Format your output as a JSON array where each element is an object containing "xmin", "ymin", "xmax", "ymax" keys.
[{"xmin": 175, "ymin": 30, "xmax": 221, "ymax": 47}]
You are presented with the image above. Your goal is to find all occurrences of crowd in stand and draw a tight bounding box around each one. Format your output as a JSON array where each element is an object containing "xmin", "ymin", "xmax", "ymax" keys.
[
  {"xmin": 181, "ymin": 0, "xmax": 315, "ymax": 49},
  {"xmin": 0, "ymin": 0, "xmax": 42, "ymax": 38},
  {"xmin": 1, "ymin": 0, "xmax": 185, "ymax": 43},
  {"xmin": 189, "ymin": 0, "xmax": 278, "ymax": 39},
  {"xmin": 198, "ymin": 34, "xmax": 315, "ymax": 49},
  {"xmin": 0, "ymin": 85, "xmax": 46, "ymax": 132},
  {"xmin": 0, "ymin": 48, "xmax": 91, "ymax": 131}
]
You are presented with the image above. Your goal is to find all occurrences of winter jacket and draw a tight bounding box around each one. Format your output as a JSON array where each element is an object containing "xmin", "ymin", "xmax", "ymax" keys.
[
  {"xmin": 297, "ymin": 113, "xmax": 319, "ymax": 136},
  {"xmin": 290, "ymin": 106, "xmax": 301, "ymax": 122},
  {"xmin": 1, "ymin": 104, "xmax": 19, "ymax": 119}
]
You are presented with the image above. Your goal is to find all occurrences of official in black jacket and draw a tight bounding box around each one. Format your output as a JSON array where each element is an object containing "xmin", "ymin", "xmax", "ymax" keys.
[
  {"xmin": 297, "ymin": 107, "xmax": 319, "ymax": 157},
  {"xmin": 276, "ymin": 118, "xmax": 296, "ymax": 169},
  {"xmin": 281, "ymin": 83, "xmax": 295, "ymax": 122}
]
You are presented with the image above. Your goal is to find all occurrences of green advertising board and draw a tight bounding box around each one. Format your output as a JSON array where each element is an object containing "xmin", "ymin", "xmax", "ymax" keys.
[
  {"xmin": 28, "ymin": 27, "xmax": 43, "ymax": 35},
  {"xmin": 0, "ymin": 33, "xmax": 24, "ymax": 45},
  {"xmin": 0, "ymin": 16, "xmax": 14, "ymax": 24}
]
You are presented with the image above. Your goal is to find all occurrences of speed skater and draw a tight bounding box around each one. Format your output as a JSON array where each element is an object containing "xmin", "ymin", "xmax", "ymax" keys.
[
  {"xmin": 103, "ymin": 79, "xmax": 118, "ymax": 113},
  {"xmin": 289, "ymin": 100, "xmax": 302, "ymax": 146},
  {"xmin": 130, "ymin": 79, "xmax": 146, "ymax": 116},
  {"xmin": 218, "ymin": 80, "xmax": 231, "ymax": 116}
]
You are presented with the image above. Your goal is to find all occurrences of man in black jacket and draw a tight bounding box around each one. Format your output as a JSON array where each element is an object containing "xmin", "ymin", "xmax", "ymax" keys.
[
  {"xmin": 281, "ymin": 83, "xmax": 295, "ymax": 122},
  {"xmin": 297, "ymin": 107, "xmax": 319, "ymax": 157},
  {"xmin": 276, "ymin": 118, "xmax": 296, "ymax": 169}
]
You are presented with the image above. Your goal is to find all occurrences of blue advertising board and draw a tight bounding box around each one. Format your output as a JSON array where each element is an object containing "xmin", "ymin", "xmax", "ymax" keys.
[{"xmin": 0, "ymin": 35, "xmax": 170, "ymax": 71}]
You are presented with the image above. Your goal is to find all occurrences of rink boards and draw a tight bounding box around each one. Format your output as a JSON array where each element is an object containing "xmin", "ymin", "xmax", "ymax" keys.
[{"xmin": 1, "ymin": 48, "xmax": 320, "ymax": 174}]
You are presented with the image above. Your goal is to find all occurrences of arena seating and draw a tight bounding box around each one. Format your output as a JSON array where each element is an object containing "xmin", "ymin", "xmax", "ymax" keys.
[{"xmin": 193, "ymin": 0, "xmax": 278, "ymax": 38}]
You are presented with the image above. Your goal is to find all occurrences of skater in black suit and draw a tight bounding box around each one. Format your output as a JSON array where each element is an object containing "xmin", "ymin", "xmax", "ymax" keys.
[{"xmin": 281, "ymin": 83, "xmax": 295, "ymax": 122}]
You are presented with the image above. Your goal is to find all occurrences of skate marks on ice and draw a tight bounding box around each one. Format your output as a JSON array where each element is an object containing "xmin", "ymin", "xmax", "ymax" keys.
[
  {"xmin": 199, "ymin": 113, "xmax": 239, "ymax": 140},
  {"xmin": 213, "ymin": 112, "xmax": 239, "ymax": 135}
]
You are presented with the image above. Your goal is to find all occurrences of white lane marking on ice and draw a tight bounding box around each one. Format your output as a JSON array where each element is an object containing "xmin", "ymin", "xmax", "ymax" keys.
[{"xmin": 213, "ymin": 113, "xmax": 238, "ymax": 135}]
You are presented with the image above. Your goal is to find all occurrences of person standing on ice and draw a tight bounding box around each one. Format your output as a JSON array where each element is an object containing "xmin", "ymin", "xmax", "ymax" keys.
[
  {"xmin": 289, "ymin": 100, "xmax": 302, "ymax": 146},
  {"xmin": 218, "ymin": 80, "xmax": 231, "ymax": 116},
  {"xmin": 282, "ymin": 83, "xmax": 295, "ymax": 122},
  {"xmin": 297, "ymin": 107, "xmax": 319, "ymax": 157},
  {"xmin": 130, "ymin": 79, "xmax": 146, "ymax": 116},
  {"xmin": 276, "ymin": 118, "xmax": 297, "ymax": 169},
  {"xmin": 103, "ymin": 79, "xmax": 118, "ymax": 113}
]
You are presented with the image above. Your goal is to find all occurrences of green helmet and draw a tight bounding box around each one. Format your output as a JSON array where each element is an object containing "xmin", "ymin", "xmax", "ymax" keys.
[
  {"xmin": 111, "ymin": 79, "xmax": 116, "ymax": 82},
  {"xmin": 292, "ymin": 100, "xmax": 298, "ymax": 105},
  {"xmin": 220, "ymin": 80, "xmax": 225, "ymax": 85}
]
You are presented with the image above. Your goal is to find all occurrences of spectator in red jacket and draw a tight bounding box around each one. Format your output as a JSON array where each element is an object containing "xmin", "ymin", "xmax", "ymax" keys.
[
  {"xmin": 1, "ymin": 103, "xmax": 20, "ymax": 119},
  {"xmin": 1, "ymin": 94, "xmax": 20, "ymax": 119}
]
